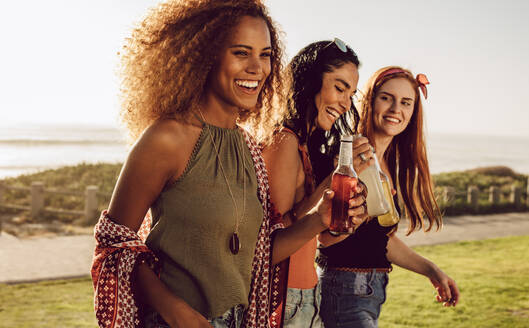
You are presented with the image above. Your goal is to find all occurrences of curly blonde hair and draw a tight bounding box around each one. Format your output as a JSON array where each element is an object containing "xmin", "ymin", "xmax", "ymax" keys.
[{"xmin": 119, "ymin": 0, "xmax": 287, "ymax": 143}]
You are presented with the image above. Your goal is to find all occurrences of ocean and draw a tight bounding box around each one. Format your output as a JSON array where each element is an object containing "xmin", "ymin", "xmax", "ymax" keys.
[
  {"xmin": 1, "ymin": 124, "xmax": 528, "ymax": 179},
  {"xmin": 0, "ymin": 124, "xmax": 128, "ymax": 179}
]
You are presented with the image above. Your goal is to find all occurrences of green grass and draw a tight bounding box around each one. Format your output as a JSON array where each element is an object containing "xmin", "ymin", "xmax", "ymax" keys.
[
  {"xmin": 380, "ymin": 235, "xmax": 529, "ymax": 327},
  {"xmin": 0, "ymin": 277, "xmax": 97, "ymax": 328},
  {"xmin": 1, "ymin": 236, "xmax": 528, "ymax": 327}
]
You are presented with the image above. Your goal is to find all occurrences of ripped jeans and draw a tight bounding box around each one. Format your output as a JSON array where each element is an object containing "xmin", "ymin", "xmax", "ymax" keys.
[{"xmin": 319, "ymin": 269, "xmax": 389, "ymax": 328}]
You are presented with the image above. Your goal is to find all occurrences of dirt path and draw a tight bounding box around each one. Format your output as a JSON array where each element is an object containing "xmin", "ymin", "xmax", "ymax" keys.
[
  {"xmin": 1, "ymin": 212, "xmax": 528, "ymax": 284},
  {"xmin": 396, "ymin": 212, "xmax": 529, "ymax": 246}
]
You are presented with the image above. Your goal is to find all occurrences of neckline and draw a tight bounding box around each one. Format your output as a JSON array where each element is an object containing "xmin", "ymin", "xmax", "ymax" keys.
[
  {"xmin": 194, "ymin": 111, "xmax": 240, "ymax": 131},
  {"xmin": 202, "ymin": 121, "xmax": 241, "ymax": 133}
]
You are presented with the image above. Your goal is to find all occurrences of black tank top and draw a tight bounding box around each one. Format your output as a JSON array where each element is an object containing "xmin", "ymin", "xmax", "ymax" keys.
[
  {"xmin": 317, "ymin": 217, "xmax": 397, "ymax": 269},
  {"xmin": 308, "ymin": 128, "xmax": 399, "ymax": 269}
]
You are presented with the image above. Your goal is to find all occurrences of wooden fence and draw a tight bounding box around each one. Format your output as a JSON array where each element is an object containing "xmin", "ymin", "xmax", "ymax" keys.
[
  {"xmin": 0, "ymin": 177, "xmax": 528, "ymax": 228},
  {"xmin": 439, "ymin": 180, "xmax": 529, "ymax": 210},
  {"xmin": 0, "ymin": 181, "xmax": 109, "ymax": 225}
]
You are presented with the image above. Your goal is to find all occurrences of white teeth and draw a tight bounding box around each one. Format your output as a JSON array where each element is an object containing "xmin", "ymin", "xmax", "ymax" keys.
[
  {"xmin": 235, "ymin": 80, "xmax": 258, "ymax": 88},
  {"xmin": 385, "ymin": 117, "xmax": 400, "ymax": 123},
  {"xmin": 326, "ymin": 108, "xmax": 340, "ymax": 119}
]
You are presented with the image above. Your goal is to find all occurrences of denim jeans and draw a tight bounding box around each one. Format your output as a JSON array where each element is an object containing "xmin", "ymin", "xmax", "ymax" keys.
[
  {"xmin": 283, "ymin": 283, "xmax": 324, "ymax": 328},
  {"xmin": 143, "ymin": 304, "xmax": 245, "ymax": 328},
  {"xmin": 319, "ymin": 269, "xmax": 389, "ymax": 328},
  {"xmin": 209, "ymin": 304, "xmax": 245, "ymax": 328}
]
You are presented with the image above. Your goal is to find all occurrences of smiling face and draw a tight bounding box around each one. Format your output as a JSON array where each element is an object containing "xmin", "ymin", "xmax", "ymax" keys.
[
  {"xmin": 372, "ymin": 77, "xmax": 416, "ymax": 137},
  {"xmin": 205, "ymin": 16, "xmax": 272, "ymax": 112},
  {"xmin": 314, "ymin": 62, "xmax": 359, "ymax": 131}
]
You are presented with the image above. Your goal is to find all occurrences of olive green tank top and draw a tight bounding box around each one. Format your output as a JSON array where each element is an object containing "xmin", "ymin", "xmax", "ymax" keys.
[{"xmin": 145, "ymin": 123, "xmax": 263, "ymax": 319}]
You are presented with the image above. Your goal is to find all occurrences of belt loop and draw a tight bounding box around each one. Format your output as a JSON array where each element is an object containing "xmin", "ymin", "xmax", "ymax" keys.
[{"xmin": 369, "ymin": 268, "xmax": 377, "ymax": 284}]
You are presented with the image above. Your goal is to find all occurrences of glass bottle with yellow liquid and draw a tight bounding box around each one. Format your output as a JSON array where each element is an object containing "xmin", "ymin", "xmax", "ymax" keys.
[
  {"xmin": 357, "ymin": 141, "xmax": 390, "ymax": 218},
  {"xmin": 372, "ymin": 154, "xmax": 400, "ymax": 227}
]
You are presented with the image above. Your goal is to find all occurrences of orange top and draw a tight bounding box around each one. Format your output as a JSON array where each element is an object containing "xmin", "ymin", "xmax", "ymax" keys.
[
  {"xmin": 287, "ymin": 237, "xmax": 318, "ymax": 288},
  {"xmin": 282, "ymin": 128, "xmax": 318, "ymax": 289}
]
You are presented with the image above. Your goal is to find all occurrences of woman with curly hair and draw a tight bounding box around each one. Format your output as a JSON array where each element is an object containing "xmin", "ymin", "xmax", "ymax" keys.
[
  {"xmin": 317, "ymin": 66, "xmax": 460, "ymax": 328},
  {"xmin": 262, "ymin": 39, "xmax": 371, "ymax": 328},
  {"xmin": 91, "ymin": 1, "xmax": 335, "ymax": 327}
]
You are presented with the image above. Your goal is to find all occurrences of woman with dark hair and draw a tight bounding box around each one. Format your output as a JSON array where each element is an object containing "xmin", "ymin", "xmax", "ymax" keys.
[
  {"xmin": 91, "ymin": 1, "xmax": 335, "ymax": 327},
  {"xmin": 262, "ymin": 39, "xmax": 371, "ymax": 328},
  {"xmin": 317, "ymin": 66, "xmax": 460, "ymax": 328}
]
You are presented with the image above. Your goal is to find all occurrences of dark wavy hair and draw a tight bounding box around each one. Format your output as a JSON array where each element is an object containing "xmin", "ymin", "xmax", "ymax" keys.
[
  {"xmin": 119, "ymin": 0, "xmax": 286, "ymax": 142},
  {"xmin": 284, "ymin": 40, "xmax": 360, "ymax": 144},
  {"xmin": 359, "ymin": 66, "xmax": 442, "ymax": 234},
  {"xmin": 283, "ymin": 40, "xmax": 360, "ymax": 184}
]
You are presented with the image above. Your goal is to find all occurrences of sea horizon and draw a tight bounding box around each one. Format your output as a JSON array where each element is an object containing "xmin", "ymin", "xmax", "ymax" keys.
[{"xmin": 1, "ymin": 123, "xmax": 528, "ymax": 179}]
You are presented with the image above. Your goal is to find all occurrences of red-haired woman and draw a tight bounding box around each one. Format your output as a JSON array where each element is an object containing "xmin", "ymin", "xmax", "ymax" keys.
[{"xmin": 317, "ymin": 66, "xmax": 460, "ymax": 328}]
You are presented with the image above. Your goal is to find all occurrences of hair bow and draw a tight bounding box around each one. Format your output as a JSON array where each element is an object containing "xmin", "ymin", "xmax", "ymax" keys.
[{"xmin": 416, "ymin": 73, "xmax": 429, "ymax": 99}]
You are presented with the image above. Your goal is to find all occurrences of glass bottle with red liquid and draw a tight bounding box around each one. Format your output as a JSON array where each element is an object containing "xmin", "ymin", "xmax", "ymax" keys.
[{"xmin": 329, "ymin": 134, "xmax": 360, "ymax": 235}]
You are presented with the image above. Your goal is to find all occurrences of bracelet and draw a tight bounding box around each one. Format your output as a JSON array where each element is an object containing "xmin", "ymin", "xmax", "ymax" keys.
[{"xmin": 323, "ymin": 229, "xmax": 341, "ymax": 237}]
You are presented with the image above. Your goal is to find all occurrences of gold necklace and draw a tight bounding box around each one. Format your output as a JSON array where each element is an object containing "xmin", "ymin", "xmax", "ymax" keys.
[{"xmin": 198, "ymin": 109, "xmax": 246, "ymax": 255}]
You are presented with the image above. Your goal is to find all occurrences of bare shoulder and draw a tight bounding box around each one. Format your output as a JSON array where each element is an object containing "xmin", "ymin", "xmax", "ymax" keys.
[
  {"xmin": 107, "ymin": 119, "xmax": 202, "ymax": 229},
  {"xmin": 263, "ymin": 130, "xmax": 300, "ymax": 159},
  {"xmin": 263, "ymin": 130, "xmax": 302, "ymax": 184},
  {"xmin": 139, "ymin": 119, "xmax": 200, "ymax": 150},
  {"xmin": 263, "ymin": 130, "xmax": 304, "ymax": 215},
  {"xmin": 129, "ymin": 119, "xmax": 202, "ymax": 178}
]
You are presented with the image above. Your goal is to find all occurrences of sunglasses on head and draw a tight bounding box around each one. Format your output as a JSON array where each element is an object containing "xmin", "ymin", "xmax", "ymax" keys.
[{"xmin": 322, "ymin": 37, "xmax": 349, "ymax": 52}]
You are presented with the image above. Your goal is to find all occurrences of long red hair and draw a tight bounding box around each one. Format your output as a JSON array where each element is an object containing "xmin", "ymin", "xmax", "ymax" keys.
[{"xmin": 359, "ymin": 66, "xmax": 441, "ymax": 234}]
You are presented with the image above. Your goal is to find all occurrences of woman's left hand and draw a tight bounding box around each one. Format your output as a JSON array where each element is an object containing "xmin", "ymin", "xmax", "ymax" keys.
[
  {"xmin": 353, "ymin": 136, "xmax": 375, "ymax": 174},
  {"xmin": 429, "ymin": 269, "xmax": 460, "ymax": 307}
]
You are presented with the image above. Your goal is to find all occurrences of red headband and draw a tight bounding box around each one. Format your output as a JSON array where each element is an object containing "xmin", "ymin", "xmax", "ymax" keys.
[{"xmin": 375, "ymin": 68, "xmax": 430, "ymax": 99}]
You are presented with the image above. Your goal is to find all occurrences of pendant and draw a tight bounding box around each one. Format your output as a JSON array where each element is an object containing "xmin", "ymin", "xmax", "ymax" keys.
[{"xmin": 229, "ymin": 232, "xmax": 241, "ymax": 255}]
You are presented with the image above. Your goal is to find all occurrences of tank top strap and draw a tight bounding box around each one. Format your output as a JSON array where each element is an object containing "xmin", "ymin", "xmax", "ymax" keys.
[{"xmin": 281, "ymin": 127, "xmax": 316, "ymax": 194}]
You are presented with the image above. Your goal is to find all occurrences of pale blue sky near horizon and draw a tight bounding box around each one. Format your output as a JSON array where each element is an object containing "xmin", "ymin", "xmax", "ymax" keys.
[{"xmin": 1, "ymin": 0, "xmax": 528, "ymax": 137}]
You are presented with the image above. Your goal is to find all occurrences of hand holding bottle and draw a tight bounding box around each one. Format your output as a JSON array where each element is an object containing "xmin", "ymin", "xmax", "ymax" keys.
[
  {"xmin": 352, "ymin": 135, "xmax": 375, "ymax": 174},
  {"xmin": 329, "ymin": 135, "xmax": 368, "ymax": 235},
  {"xmin": 348, "ymin": 181, "xmax": 368, "ymax": 228}
]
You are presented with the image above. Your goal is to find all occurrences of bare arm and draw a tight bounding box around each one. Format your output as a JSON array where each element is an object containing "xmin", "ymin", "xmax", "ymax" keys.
[
  {"xmin": 271, "ymin": 194, "xmax": 334, "ymax": 265},
  {"xmin": 263, "ymin": 132, "xmax": 330, "ymax": 265},
  {"xmin": 108, "ymin": 123, "xmax": 179, "ymax": 231},
  {"xmin": 262, "ymin": 132, "xmax": 303, "ymax": 226},
  {"xmin": 263, "ymin": 132, "xmax": 369, "ymax": 263},
  {"xmin": 387, "ymin": 234, "xmax": 460, "ymax": 307},
  {"xmin": 108, "ymin": 120, "xmax": 211, "ymax": 327}
]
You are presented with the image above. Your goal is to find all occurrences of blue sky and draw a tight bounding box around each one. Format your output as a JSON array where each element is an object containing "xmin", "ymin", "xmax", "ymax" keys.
[{"xmin": 1, "ymin": 0, "xmax": 528, "ymax": 137}]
